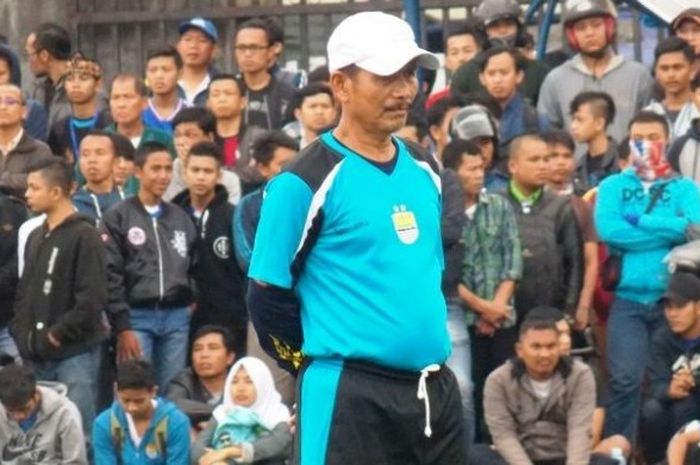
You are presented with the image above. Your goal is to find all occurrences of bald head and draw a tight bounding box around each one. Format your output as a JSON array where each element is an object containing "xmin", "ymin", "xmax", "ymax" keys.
[
  {"xmin": 508, "ymin": 134, "xmax": 545, "ymax": 162},
  {"xmin": 508, "ymin": 134, "xmax": 550, "ymax": 190}
]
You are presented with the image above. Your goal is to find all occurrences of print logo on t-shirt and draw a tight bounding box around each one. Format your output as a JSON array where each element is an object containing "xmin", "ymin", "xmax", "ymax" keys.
[{"xmin": 392, "ymin": 204, "xmax": 419, "ymax": 245}]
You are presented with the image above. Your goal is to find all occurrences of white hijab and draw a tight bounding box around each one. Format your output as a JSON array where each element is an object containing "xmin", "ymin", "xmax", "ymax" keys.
[{"xmin": 212, "ymin": 357, "xmax": 290, "ymax": 431}]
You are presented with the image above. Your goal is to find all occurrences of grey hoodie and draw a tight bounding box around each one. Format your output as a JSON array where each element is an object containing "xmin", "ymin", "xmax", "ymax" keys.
[{"xmin": 0, "ymin": 383, "xmax": 87, "ymax": 465}]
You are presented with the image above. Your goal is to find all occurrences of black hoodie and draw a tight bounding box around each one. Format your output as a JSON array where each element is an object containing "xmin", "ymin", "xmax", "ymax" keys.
[
  {"xmin": 11, "ymin": 214, "xmax": 107, "ymax": 361},
  {"xmin": 0, "ymin": 191, "xmax": 27, "ymax": 329},
  {"xmin": 172, "ymin": 185, "xmax": 247, "ymax": 341}
]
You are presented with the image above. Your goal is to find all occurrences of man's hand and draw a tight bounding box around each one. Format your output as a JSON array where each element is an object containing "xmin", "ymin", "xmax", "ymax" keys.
[
  {"xmin": 669, "ymin": 369, "xmax": 695, "ymax": 399},
  {"xmin": 47, "ymin": 331, "xmax": 61, "ymax": 348},
  {"xmin": 479, "ymin": 300, "xmax": 510, "ymax": 326},
  {"xmin": 198, "ymin": 446, "xmax": 241, "ymax": 465},
  {"xmin": 475, "ymin": 319, "xmax": 496, "ymax": 337},
  {"xmin": 117, "ymin": 330, "xmax": 142, "ymax": 362}
]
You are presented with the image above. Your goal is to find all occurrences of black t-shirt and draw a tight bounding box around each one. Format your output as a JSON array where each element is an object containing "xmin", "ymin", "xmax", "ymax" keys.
[{"xmin": 245, "ymin": 87, "xmax": 273, "ymax": 129}]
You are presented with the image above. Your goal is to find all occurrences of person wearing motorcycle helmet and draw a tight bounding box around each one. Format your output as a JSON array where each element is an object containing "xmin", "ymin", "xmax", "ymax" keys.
[
  {"xmin": 537, "ymin": 0, "xmax": 653, "ymax": 147},
  {"xmin": 450, "ymin": 0, "xmax": 551, "ymax": 106}
]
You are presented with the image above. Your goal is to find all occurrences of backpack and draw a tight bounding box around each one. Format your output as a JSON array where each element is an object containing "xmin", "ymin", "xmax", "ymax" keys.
[{"xmin": 110, "ymin": 411, "xmax": 168, "ymax": 464}]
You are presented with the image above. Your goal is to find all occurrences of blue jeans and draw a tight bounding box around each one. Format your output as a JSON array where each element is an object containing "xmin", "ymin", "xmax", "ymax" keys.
[
  {"xmin": 603, "ymin": 297, "xmax": 664, "ymax": 441},
  {"xmin": 445, "ymin": 303, "xmax": 475, "ymax": 451},
  {"xmin": 0, "ymin": 326, "xmax": 18, "ymax": 359},
  {"xmin": 34, "ymin": 347, "xmax": 99, "ymax": 434},
  {"xmin": 130, "ymin": 307, "xmax": 191, "ymax": 393}
]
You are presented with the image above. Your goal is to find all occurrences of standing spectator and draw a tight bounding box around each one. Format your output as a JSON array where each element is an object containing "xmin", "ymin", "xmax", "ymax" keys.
[
  {"xmin": 171, "ymin": 141, "xmax": 247, "ymax": 348},
  {"xmin": 72, "ymin": 130, "xmax": 126, "ymax": 227},
  {"xmin": 207, "ymin": 74, "xmax": 266, "ymax": 181},
  {"xmin": 0, "ymin": 191, "xmax": 26, "ymax": 359},
  {"xmin": 177, "ymin": 17, "xmax": 219, "ymax": 107},
  {"xmin": 671, "ymin": 9, "xmax": 700, "ymax": 75},
  {"xmin": 48, "ymin": 54, "xmax": 111, "ymax": 167},
  {"xmin": 426, "ymin": 96, "xmax": 461, "ymax": 160},
  {"xmin": 234, "ymin": 18, "xmax": 295, "ymax": 130},
  {"xmin": 92, "ymin": 359, "xmax": 190, "ymax": 465},
  {"xmin": 285, "ymin": 83, "xmax": 337, "ymax": 149},
  {"xmin": 0, "ymin": 44, "xmax": 48, "ymax": 141},
  {"xmin": 0, "ymin": 84, "xmax": 52, "ymax": 198},
  {"xmin": 165, "ymin": 107, "xmax": 241, "ymax": 203},
  {"xmin": 166, "ymin": 325, "xmax": 237, "ymax": 429},
  {"xmin": 143, "ymin": 46, "xmax": 188, "ymax": 135},
  {"xmin": 12, "ymin": 158, "xmax": 107, "ymax": 432},
  {"xmin": 247, "ymin": 11, "xmax": 467, "ymax": 463},
  {"xmin": 101, "ymin": 141, "xmax": 196, "ymax": 391},
  {"xmin": 640, "ymin": 272, "xmax": 700, "ymax": 463},
  {"xmin": 0, "ymin": 363, "xmax": 87, "ymax": 465},
  {"xmin": 264, "ymin": 17, "xmax": 307, "ymax": 90},
  {"xmin": 504, "ymin": 134, "xmax": 583, "ymax": 320},
  {"xmin": 538, "ymin": 0, "xmax": 654, "ymax": 144},
  {"xmin": 442, "ymin": 139, "xmax": 521, "ymax": 443},
  {"xmin": 107, "ymin": 74, "xmax": 174, "ymax": 153},
  {"xmin": 595, "ymin": 111, "xmax": 700, "ymax": 441},
  {"xmin": 479, "ymin": 46, "xmax": 549, "ymax": 152},
  {"xmin": 668, "ymin": 73, "xmax": 700, "ymax": 184},
  {"xmin": 451, "ymin": 0, "xmax": 550, "ymax": 106},
  {"xmin": 569, "ymin": 91, "xmax": 619, "ymax": 194},
  {"xmin": 110, "ymin": 131, "xmax": 139, "ymax": 197},
  {"xmin": 646, "ymin": 37, "xmax": 699, "ymax": 142}
]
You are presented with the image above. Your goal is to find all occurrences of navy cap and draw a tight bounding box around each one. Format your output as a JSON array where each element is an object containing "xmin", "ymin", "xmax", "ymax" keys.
[
  {"xmin": 662, "ymin": 272, "xmax": 700, "ymax": 305},
  {"xmin": 179, "ymin": 17, "xmax": 218, "ymax": 42}
]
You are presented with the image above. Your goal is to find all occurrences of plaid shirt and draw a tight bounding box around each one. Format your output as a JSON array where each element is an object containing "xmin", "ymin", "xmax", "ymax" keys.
[{"xmin": 462, "ymin": 191, "xmax": 523, "ymax": 325}]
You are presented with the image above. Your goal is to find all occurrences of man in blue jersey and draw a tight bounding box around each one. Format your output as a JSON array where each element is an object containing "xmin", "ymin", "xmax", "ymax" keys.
[{"xmin": 246, "ymin": 11, "xmax": 466, "ymax": 465}]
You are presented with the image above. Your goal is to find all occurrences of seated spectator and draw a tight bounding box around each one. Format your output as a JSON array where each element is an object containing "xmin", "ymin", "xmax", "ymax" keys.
[
  {"xmin": 0, "ymin": 83, "xmax": 52, "ymax": 197},
  {"xmin": 640, "ymin": 272, "xmax": 700, "ymax": 464},
  {"xmin": 480, "ymin": 318, "xmax": 616, "ymax": 465},
  {"xmin": 668, "ymin": 420, "xmax": 700, "ymax": 465},
  {"xmin": 0, "ymin": 362, "xmax": 87, "ymax": 465},
  {"xmin": 569, "ymin": 92, "xmax": 619, "ymax": 195},
  {"xmin": 166, "ymin": 325, "xmax": 236, "ymax": 429},
  {"xmin": 192, "ymin": 357, "xmax": 292, "ymax": 465},
  {"xmin": 668, "ymin": 73, "xmax": 700, "ymax": 185},
  {"xmin": 143, "ymin": 46, "xmax": 188, "ymax": 135},
  {"xmin": 92, "ymin": 359, "xmax": 190, "ymax": 465}
]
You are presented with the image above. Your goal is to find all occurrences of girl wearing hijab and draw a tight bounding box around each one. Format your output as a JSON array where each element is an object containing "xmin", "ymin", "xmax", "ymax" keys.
[{"xmin": 192, "ymin": 357, "xmax": 292, "ymax": 465}]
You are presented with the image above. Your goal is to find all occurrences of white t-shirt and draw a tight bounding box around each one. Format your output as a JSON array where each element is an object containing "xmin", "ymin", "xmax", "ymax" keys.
[{"xmin": 528, "ymin": 377, "xmax": 552, "ymax": 399}]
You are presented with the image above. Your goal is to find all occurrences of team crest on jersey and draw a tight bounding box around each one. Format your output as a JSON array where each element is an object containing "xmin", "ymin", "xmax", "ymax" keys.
[
  {"xmin": 391, "ymin": 204, "xmax": 419, "ymax": 245},
  {"xmin": 171, "ymin": 230, "xmax": 188, "ymax": 258},
  {"xmin": 213, "ymin": 236, "xmax": 230, "ymax": 259},
  {"xmin": 127, "ymin": 227, "xmax": 146, "ymax": 246}
]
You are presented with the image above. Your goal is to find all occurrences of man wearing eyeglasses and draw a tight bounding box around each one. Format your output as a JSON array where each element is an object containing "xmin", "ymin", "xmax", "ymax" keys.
[
  {"xmin": 0, "ymin": 84, "xmax": 52, "ymax": 198},
  {"xmin": 234, "ymin": 18, "xmax": 295, "ymax": 131}
]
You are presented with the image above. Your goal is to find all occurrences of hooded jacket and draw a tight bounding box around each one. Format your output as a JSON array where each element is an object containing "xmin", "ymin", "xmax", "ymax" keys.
[
  {"xmin": 646, "ymin": 100, "xmax": 699, "ymax": 143},
  {"xmin": 0, "ymin": 131, "xmax": 53, "ymax": 198},
  {"xmin": 0, "ymin": 383, "xmax": 87, "ymax": 465},
  {"xmin": 72, "ymin": 186, "xmax": 126, "ymax": 228},
  {"xmin": 0, "ymin": 192, "xmax": 27, "ymax": 329},
  {"xmin": 484, "ymin": 358, "xmax": 595, "ymax": 465},
  {"xmin": 594, "ymin": 169, "xmax": 700, "ymax": 303},
  {"xmin": 164, "ymin": 158, "xmax": 241, "ymax": 205},
  {"xmin": 92, "ymin": 398, "xmax": 190, "ymax": 465},
  {"xmin": 668, "ymin": 119, "xmax": 700, "ymax": 185},
  {"xmin": 11, "ymin": 214, "xmax": 107, "ymax": 362},
  {"xmin": 100, "ymin": 197, "xmax": 196, "ymax": 334},
  {"xmin": 171, "ymin": 185, "xmax": 247, "ymax": 331},
  {"xmin": 649, "ymin": 324, "xmax": 700, "ymax": 402}
]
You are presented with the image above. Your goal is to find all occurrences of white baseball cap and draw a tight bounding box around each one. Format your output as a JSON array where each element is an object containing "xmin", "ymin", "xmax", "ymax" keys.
[{"xmin": 327, "ymin": 12, "xmax": 440, "ymax": 76}]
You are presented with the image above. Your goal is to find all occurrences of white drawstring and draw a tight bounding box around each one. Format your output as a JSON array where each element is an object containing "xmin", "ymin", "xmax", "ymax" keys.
[{"xmin": 417, "ymin": 364, "xmax": 440, "ymax": 438}]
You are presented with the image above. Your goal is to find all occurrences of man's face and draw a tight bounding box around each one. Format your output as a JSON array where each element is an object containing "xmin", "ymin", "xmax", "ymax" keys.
[
  {"xmin": 65, "ymin": 71, "xmax": 99, "ymax": 105},
  {"xmin": 80, "ymin": 135, "xmax": 116, "ymax": 185},
  {"xmin": 191, "ymin": 332, "xmax": 235, "ymax": 380},
  {"xmin": 508, "ymin": 139, "xmax": 551, "ymax": 188},
  {"xmin": 234, "ymin": 28, "xmax": 273, "ymax": 75},
  {"xmin": 110, "ymin": 79, "xmax": 147, "ymax": 126},
  {"xmin": 485, "ymin": 18, "xmax": 519, "ymax": 41},
  {"xmin": 570, "ymin": 103, "xmax": 602, "ymax": 143},
  {"xmin": 136, "ymin": 151, "xmax": 173, "ymax": 198},
  {"xmin": 445, "ymin": 34, "xmax": 480, "ymax": 72},
  {"xmin": 113, "ymin": 157, "xmax": 134, "ymax": 187},
  {"xmin": 117, "ymin": 387, "xmax": 157, "ymax": 421},
  {"xmin": 146, "ymin": 56, "xmax": 181, "ymax": 97},
  {"xmin": 629, "ymin": 121, "xmax": 668, "ymax": 145},
  {"xmin": 479, "ymin": 52, "xmax": 522, "ymax": 104},
  {"xmin": 3, "ymin": 391, "xmax": 39, "ymax": 423},
  {"xmin": 665, "ymin": 300, "xmax": 700, "ymax": 336},
  {"xmin": 655, "ymin": 51, "xmax": 693, "ymax": 96},
  {"xmin": 0, "ymin": 86, "xmax": 26, "ymax": 128},
  {"xmin": 24, "ymin": 33, "xmax": 47, "ymax": 77},
  {"xmin": 184, "ymin": 154, "xmax": 220, "ymax": 198},
  {"xmin": 0, "ymin": 58, "xmax": 11, "ymax": 85},
  {"xmin": 572, "ymin": 16, "xmax": 609, "ymax": 55},
  {"xmin": 177, "ymin": 29, "xmax": 216, "ymax": 68},
  {"xmin": 207, "ymin": 79, "xmax": 245, "ymax": 120},
  {"xmin": 456, "ymin": 154, "xmax": 485, "ymax": 196},
  {"xmin": 548, "ymin": 142, "xmax": 575, "ymax": 185},
  {"xmin": 173, "ymin": 122, "xmax": 211, "ymax": 162},
  {"xmin": 516, "ymin": 328, "xmax": 561, "ymax": 379},
  {"xmin": 25, "ymin": 171, "xmax": 56, "ymax": 213},
  {"xmin": 295, "ymin": 92, "xmax": 336, "ymax": 134},
  {"xmin": 258, "ymin": 146, "xmax": 296, "ymax": 180},
  {"xmin": 677, "ymin": 19, "xmax": 700, "ymax": 55}
]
